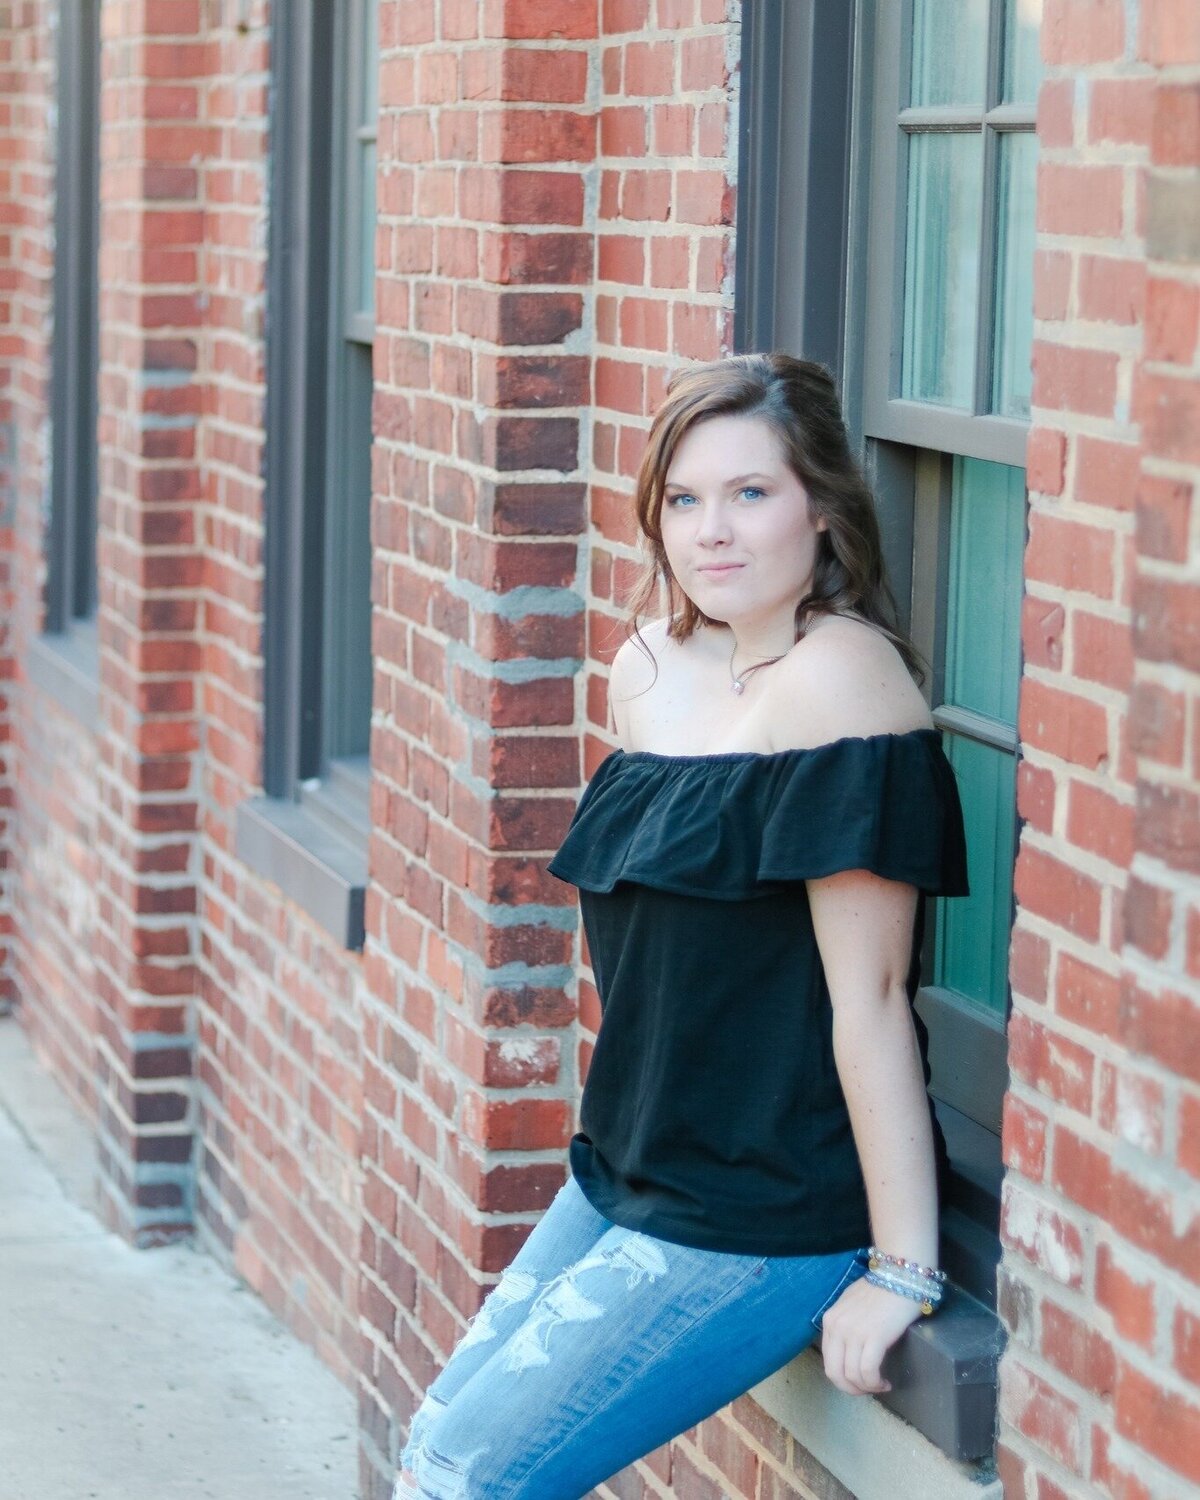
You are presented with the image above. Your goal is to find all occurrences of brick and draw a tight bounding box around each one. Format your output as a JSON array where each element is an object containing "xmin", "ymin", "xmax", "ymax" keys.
[
  {"xmin": 1002, "ymin": 1093, "xmax": 1048, "ymax": 1180},
  {"xmin": 1037, "ymin": 80, "xmax": 1075, "ymax": 151},
  {"xmin": 1037, "ymin": 164, "xmax": 1124, "ymax": 239},
  {"xmin": 1023, "ymin": 597, "xmax": 1065, "ymax": 671},
  {"xmin": 1120, "ymin": 980, "xmax": 1200, "ymax": 1087},
  {"xmin": 1123, "ymin": 874, "xmax": 1173, "ymax": 959},
  {"xmin": 1115, "ymin": 1356, "xmax": 1200, "ymax": 1484},
  {"xmin": 1089, "ymin": 78, "xmax": 1155, "ymax": 148},
  {"xmin": 998, "ymin": 1358, "xmax": 1083, "ymax": 1472},
  {"xmin": 1032, "ymin": 340, "xmax": 1119, "ymax": 418},
  {"xmin": 1042, "ymin": 1299, "xmax": 1117, "ymax": 1398},
  {"xmin": 1019, "ymin": 678, "xmax": 1110, "ymax": 771},
  {"xmin": 1026, "ymin": 426, "xmax": 1067, "ymax": 496},
  {"xmin": 1017, "ymin": 757, "xmax": 1056, "ymax": 832},
  {"xmin": 1078, "ymin": 255, "xmax": 1145, "ymax": 326},
  {"xmin": 1153, "ymin": 82, "xmax": 1200, "ymax": 167},
  {"xmin": 482, "ymin": 0, "xmax": 599, "ymax": 40},
  {"xmin": 1015, "ymin": 843, "xmax": 1104, "ymax": 940},
  {"xmin": 1057, "ymin": 950, "xmax": 1120, "ymax": 1038},
  {"xmin": 1140, "ymin": 0, "xmax": 1200, "ymax": 67},
  {"xmin": 1011, "ymin": 927, "xmax": 1051, "ymax": 1004},
  {"xmin": 1076, "ymin": 435, "xmax": 1140, "ymax": 512},
  {"xmin": 1145, "ymin": 275, "xmax": 1200, "ymax": 364},
  {"xmin": 1135, "ymin": 472, "xmax": 1194, "ymax": 563},
  {"xmin": 1072, "ymin": 610, "xmax": 1133, "ymax": 693},
  {"xmin": 1025, "ymin": 510, "xmax": 1116, "ymax": 598},
  {"xmin": 1008, "ymin": 1011, "xmax": 1095, "ymax": 1113},
  {"xmin": 1043, "ymin": 0, "xmax": 1125, "ymax": 63},
  {"xmin": 1137, "ymin": 781, "xmax": 1200, "ymax": 874}
]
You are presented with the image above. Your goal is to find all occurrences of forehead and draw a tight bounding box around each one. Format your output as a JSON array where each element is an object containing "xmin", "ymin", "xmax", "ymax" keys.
[{"xmin": 664, "ymin": 414, "xmax": 788, "ymax": 483}]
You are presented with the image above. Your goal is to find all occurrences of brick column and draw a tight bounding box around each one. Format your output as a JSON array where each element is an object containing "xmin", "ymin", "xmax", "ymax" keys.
[
  {"xmin": 998, "ymin": 1, "xmax": 1200, "ymax": 1495},
  {"xmin": 356, "ymin": 2, "xmax": 595, "ymax": 1491},
  {"xmin": 91, "ymin": 0, "xmax": 207, "ymax": 1245}
]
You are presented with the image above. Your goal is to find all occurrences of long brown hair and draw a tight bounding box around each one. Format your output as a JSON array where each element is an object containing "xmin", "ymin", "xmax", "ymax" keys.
[{"xmin": 623, "ymin": 352, "xmax": 927, "ymax": 689}]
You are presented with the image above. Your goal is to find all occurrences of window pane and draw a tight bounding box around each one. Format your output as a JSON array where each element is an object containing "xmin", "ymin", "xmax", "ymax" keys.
[
  {"xmin": 901, "ymin": 132, "xmax": 983, "ymax": 408},
  {"xmin": 1001, "ymin": 0, "xmax": 1043, "ymax": 105},
  {"xmin": 945, "ymin": 455, "xmax": 1025, "ymax": 725},
  {"xmin": 910, "ymin": 0, "xmax": 989, "ymax": 107},
  {"xmin": 358, "ymin": 137, "xmax": 376, "ymax": 319},
  {"xmin": 991, "ymin": 130, "xmax": 1037, "ymax": 419},
  {"xmin": 935, "ymin": 734, "xmax": 1016, "ymax": 1018}
]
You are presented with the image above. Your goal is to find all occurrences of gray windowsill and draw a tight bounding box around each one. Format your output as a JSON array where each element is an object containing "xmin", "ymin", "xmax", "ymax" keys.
[
  {"xmin": 26, "ymin": 620, "xmax": 100, "ymax": 732},
  {"xmin": 754, "ymin": 1282, "xmax": 1005, "ymax": 1497},
  {"xmin": 236, "ymin": 762, "xmax": 369, "ymax": 950}
]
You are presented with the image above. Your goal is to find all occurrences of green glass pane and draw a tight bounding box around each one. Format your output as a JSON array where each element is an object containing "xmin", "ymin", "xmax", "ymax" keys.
[
  {"xmin": 910, "ymin": 0, "xmax": 989, "ymax": 107},
  {"xmin": 902, "ymin": 132, "xmax": 983, "ymax": 408},
  {"xmin": 359, "ymin": 138, "xmax": 376, "ymax": 319},
  {"xmin": 935, "ymin": 734, "xmax": 1016, "ymax": 1017},
  {"xmin": 991, "ymin": 130, "xmax": 1037, "ymax": 419},
  {"xmin": 1001, "ymin": 0, "xmax": 1043, "ymax": 105},
  {"xmin": 945, "ymin": 455, "xmax": 1025, "ymax": 726}
]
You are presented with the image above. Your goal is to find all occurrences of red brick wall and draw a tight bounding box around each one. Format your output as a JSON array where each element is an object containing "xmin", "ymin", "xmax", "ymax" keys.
[
  {"xmin": 2, "ymin": 2, "xmax": 1198, "ymax": 1498},
  {"xmin": 1, "ymin": 3, "xmax": 101, "ymax": 1114},
  {"xmin": 998, "ymin": 3, "xmax": 1200, "ymax": 1496}
]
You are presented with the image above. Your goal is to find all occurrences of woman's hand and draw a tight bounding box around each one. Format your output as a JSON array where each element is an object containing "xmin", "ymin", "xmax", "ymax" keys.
[{"xmin": 817, "ymin": 1276, "xmax": 924, "ymax": 1395}]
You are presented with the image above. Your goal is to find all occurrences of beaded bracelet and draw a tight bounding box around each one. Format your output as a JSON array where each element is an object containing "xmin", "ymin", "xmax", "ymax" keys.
[
  {"xmin": 867, "ymin": 1246, "xmax": 947, "ymax": 1284},
  {"xmin": 864, "ymin": 1269, "xmax": 943, "ymax": 1317}
]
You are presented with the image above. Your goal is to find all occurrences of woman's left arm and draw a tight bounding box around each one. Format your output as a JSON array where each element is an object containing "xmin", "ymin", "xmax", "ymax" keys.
[{"xmin": 807, "ymin": 866, "xmax": 940, "ymax": 1397}]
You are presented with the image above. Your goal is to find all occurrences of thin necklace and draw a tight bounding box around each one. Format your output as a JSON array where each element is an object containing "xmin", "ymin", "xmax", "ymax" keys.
[{"xmin": 729, "ymin": 640, "xmax": 784, "ymax": 695}]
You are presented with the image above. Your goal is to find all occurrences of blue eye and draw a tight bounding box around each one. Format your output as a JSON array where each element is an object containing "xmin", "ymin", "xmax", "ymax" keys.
[
  {"xmin": 665, "ymin": 492, "xmax": 697, "ymax": 507},
  {"xmin": 740, "ymin": 486, "xmax": 765, "ymax": 500}
]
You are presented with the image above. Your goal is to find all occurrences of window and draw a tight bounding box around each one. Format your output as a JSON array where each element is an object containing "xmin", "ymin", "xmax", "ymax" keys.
[
  {"xmin": 861, "ymin": 0, "xmax": 1039, "ymax": 1309},
  {"xmin": 236, "ymin": 0, "xmax": 379, "ymax": 949},
  {"xmin": 736, "ymin": 0, "xmax": 1039, "ymax": 1464},
  {"xmin": 37, "ymin": 0, "xmax": 101, "ymax": 721}
]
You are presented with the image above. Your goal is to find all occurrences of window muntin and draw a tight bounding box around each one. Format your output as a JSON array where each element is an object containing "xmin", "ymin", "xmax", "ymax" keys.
[{"xmin": 864, "ymin": 0, "xmax": 1041, "ymax": 455}]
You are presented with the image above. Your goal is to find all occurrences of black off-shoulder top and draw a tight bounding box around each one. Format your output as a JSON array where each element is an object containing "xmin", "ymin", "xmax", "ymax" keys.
[{"xmin": 546, "ymin": 728, "xmax": 970, "ymax": 1257}]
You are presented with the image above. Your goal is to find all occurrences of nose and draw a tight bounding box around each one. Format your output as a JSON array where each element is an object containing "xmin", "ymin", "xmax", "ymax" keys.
[{"xmin": 694, "ymin": 500, "xmax": 733, "ymax": 546}]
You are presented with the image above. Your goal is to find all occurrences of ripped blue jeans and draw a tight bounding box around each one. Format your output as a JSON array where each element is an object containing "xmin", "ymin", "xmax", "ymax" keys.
[{"xmin": 393, "ymin": 1173, "xmax": 870, "ymax": 1500}]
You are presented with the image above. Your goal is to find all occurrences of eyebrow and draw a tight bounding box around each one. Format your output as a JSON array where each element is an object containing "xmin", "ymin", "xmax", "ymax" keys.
[{"xmin": 663, "ymin": 472, "xmax": 775, "ymax": 492}]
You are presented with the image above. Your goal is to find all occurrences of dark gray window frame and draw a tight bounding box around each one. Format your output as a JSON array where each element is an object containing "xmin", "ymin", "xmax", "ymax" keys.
[
  {"xmin": 236, "ymin": 0, "xmax": 371, "ymax": 951},
  {"xmin": 30, "ymin": 0, "xmax": 101, "ymax": 731},
  {"xmin": 735, "ymin": 0, "xmax": 1008, "ymax": 1469}
]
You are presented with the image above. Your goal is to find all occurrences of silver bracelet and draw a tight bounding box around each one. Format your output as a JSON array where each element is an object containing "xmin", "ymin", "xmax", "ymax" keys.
[{"xmin": 864, "ymin": 1269, "xmax": 943, "ymax": 1316}]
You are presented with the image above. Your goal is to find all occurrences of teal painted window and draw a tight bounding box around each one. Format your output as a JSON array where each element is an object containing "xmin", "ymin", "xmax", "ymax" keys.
[{"xmin": 934, "ymin": 458, "xmax": 1026, "ymax": 1018}]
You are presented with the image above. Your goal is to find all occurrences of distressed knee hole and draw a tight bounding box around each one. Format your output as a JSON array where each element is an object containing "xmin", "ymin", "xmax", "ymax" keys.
[
  {"xmin": 569, "ymin": 1232, "xmax": 671, "ymax": 1291},
  {"xmin": 455, "ymin": 1265, "xmax": 540, "ymax": 1354},
  {"xmin": 408, "ymin": 1440, "xmax": 489, "ymax": 1500}
]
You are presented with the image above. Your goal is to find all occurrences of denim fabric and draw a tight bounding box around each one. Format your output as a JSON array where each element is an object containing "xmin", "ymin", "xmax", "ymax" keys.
[{"xmin": 394, "ymin": 1173, "xmax": 870, "ymax": 1500}]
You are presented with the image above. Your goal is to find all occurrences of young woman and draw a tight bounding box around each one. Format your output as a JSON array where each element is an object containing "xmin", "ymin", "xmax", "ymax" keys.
[{"xmin": 394, "ymin": 353, "xmax": 968, "ymax": 1500}]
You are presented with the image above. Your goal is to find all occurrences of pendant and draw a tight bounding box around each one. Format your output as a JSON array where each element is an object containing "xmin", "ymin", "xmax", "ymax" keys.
[{"xmin": 731, "ymin": 680, "xmax": 744, "ymax": 695}]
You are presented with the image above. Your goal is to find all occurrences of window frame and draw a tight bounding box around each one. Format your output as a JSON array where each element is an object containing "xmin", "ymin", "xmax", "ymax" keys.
[
  {"xmin": 735, "ymin": 0, "xmax": 1024, "ymax": 1468},
  {"xmin": 236, "ymin": 0, "xmax": 375, "ymax": 951}
]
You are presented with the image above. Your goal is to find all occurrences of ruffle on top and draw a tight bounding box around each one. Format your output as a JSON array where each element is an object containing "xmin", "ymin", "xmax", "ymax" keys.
[{"xmin": 547, "ymin": 727, "xmax": 970, "ymax": 902}]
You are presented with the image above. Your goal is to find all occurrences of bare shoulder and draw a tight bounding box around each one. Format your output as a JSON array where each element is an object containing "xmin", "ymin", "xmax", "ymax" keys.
[
  {"xmin": 765, "ymin": 614, "xmax": 932, "ymax": 749},
  {"xmin": 608, "ymin": 617, "xmax": 671, "ymax": 744}
]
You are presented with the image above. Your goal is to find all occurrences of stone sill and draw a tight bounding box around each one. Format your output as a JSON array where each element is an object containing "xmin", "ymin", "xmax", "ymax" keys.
[
  {"xmin": 751, "ymin": 1285, "xmax": 1005, "ymax": 1500},
  {"xmin": 25, "ymin": 621, "xmax": 100, "ymax": 733}
]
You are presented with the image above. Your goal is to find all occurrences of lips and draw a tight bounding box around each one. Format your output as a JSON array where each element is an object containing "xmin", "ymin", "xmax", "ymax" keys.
[{"xmin": 697, "ymin": 563, "xmax": 744, "ymax": 574}]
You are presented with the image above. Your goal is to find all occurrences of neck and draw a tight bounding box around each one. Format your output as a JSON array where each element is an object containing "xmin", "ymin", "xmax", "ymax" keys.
[{"xmin": 723, "ymin": 613, "xmax": 799, "ymax": 673}]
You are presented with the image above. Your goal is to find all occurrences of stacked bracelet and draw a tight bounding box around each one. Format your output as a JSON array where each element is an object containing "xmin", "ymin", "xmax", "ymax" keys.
[{"xmin": 865, "ymin": 1247, "xmax": 947, "ymax": 1317}]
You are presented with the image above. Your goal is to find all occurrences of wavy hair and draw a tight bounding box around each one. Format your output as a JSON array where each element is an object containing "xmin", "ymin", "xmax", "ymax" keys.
[{"xmin": 622, "ymin": 351, "xmax": 927, "ymax": 690}]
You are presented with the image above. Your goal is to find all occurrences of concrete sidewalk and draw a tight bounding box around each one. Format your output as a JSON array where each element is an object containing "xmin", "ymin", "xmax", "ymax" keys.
[{"xmin": 0, "ymin": 1014, "xmax": 359, "ymax": 1500}]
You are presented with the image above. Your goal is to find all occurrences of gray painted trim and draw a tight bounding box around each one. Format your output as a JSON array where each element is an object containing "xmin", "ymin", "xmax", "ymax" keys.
[
  {"xmin": 236, "ymin": 793, "xmax": 367, "ymax": 951},
  {"xmin": 861, "ymin": 0, "xmax": 1032, "ymax": 463},
  {"xmin": 25, "ymin": 619, "xmax": 100, "ymax": 733},
  {"xmin": 733, "ymin": 0, "xmax": 854, "ymax": 377},
  {"xmin": 263, "ymin": 0, "xmax": 335, "ymax": 796},
  {"xmin": 47, "ymin": 0, "xmax": 100, "ymax": 631}
]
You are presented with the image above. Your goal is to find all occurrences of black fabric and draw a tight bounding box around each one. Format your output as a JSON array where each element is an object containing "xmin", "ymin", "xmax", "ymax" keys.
[{"xmin": 546, "ymin": 728, "xmax": 970, "ymax": 1256}]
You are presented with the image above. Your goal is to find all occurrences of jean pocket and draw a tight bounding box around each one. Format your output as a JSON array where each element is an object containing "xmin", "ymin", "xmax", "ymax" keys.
[{"xmin": 808, "ymin": 1250, "xmax": 869, "ymax": 1332}]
